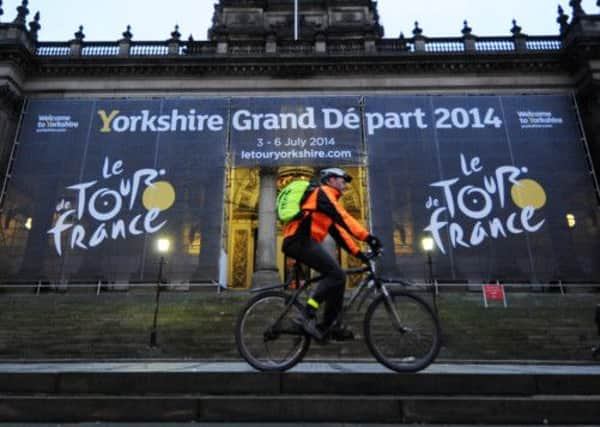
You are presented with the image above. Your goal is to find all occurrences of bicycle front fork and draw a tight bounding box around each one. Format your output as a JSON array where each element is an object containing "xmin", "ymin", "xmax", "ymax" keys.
[{"xmin": 380, "ymin": 286, "xmax": 409, "ymax": 334}]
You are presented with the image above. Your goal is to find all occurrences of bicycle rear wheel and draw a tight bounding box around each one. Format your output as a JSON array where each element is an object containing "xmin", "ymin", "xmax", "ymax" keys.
[
  {"xmin": 364, "ymin": 290, "xmax": 440, "ymax": 372},
  {"xmin": 235, "ymin": 290, "xmax": 310, "ymax": 371}
]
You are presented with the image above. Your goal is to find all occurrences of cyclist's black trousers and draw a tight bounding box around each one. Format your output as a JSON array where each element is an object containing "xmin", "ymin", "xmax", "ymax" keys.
[{"xmin": 283, "ymin": 235, "xmax": 346, "ymax": 328}]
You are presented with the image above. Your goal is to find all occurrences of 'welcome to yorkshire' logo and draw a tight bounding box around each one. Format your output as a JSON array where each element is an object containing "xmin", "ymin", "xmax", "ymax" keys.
[
  {"xmin": 36, "ymin": 114, "xmax": 79, "ymax": 133},
  {"xmin": 424, "ymin": 153, "xmax": 547, "ymax": 254},
  {"xmin": 47, "ymin": 157, "xmax": 176, "ymax": 255}
]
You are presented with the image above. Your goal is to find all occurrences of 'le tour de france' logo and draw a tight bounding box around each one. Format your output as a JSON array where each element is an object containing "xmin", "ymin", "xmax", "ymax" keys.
[
  {"xmin": 47, "ymin": 157, "xmax": 176, "ymax": 256},
  {"xmin": 424, "ymin": 153, "xmax": 547, "ymax": 254}
]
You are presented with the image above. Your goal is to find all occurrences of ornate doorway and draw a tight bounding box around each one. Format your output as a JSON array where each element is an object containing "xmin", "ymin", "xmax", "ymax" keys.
[{"xmin": 226, "ymin": 166, "xmax": 368, "ymax": 288}]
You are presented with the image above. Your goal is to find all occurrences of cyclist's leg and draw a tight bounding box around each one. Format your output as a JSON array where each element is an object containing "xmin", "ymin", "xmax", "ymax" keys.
[
  {"xmin": 283, "ymin": 236, "xmax": 346, "ymax": 329},
  {"xmin": 319, "ymin": 279, "xmax": 345, "ymax": 328}
]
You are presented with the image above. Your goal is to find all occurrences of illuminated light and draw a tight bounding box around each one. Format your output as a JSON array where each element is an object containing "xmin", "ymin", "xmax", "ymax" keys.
[
  {"xmin": 188, "ymin": 230, "xmax": 202, "ymax": 255},
  {"xmin": 566, "ymin": 213, "xmax": 576, "ymax": 228},
  {"xmin": 421, "ymin": 236, "xmax": 435, "ymax": 252},
  {"xmin": 24, "ymin": 217, "xmax": 32, "ymax": 230},
  {"xmin": 156, "ymin": 238, "xmax": 171, "ymax": 253}
]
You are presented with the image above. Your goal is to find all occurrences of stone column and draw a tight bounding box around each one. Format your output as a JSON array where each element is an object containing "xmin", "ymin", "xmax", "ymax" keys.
[
  {"xmin": 251, "ymin": 168, "xmax": 280, "ymax": 287},
  {"xmin": 576, "ymin": 82, "xmax": 600, "ymax": 185},
  {"xmin": 0, "ymin": 85, "xmax": 23, "ymax": 187}
]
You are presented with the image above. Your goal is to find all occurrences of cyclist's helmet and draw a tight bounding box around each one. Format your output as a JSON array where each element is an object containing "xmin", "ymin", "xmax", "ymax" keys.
[{"xmin": 319, "ymin": 167, "xmax": 352, "ymax": 183}]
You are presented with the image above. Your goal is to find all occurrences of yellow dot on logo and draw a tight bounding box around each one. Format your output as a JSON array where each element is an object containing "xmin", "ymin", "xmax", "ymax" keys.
[
  {"xmin": 511, "ymin": 179, "xmax": 546, "ymax": 210},
  {"xmin": 142, "ymin": 181, "xmax": 176, "ymax": 211}
]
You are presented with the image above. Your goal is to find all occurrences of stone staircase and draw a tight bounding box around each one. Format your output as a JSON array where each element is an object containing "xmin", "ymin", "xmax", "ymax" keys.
[
  {"xmin": 1, "ymin": 289, "xmax": 600, "ymax": 423},
  {"xmin": 0, "ymin": 362, "xmax": 599, "ymax": 423},
  {"xmin": 0, "ymin": 290, "xmax": 599, "ymax": 361}
]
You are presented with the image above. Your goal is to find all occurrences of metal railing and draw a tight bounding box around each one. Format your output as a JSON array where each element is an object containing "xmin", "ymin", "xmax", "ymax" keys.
[
  {"xmin": 0, "ymin": 279, "xmax": 595, "ymax": 295},
  {"xmin": 0, "ymin": 280, "xmax": 227, "ymax": 295}
]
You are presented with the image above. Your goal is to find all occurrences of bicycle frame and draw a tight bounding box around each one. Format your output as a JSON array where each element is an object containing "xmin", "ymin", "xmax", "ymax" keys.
[{"xmin": 251, "ymin": 255, "xmax": 408, "ymax": 337}]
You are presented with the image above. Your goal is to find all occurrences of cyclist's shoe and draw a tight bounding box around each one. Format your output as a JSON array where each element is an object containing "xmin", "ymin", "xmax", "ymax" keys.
[
  {"xmin": 328, "ymin": 325, "xmax": 355, "ymax": 342},
  {"xmin": 292, "ymin": 313, "xmax": 324, "ymax": 341}
]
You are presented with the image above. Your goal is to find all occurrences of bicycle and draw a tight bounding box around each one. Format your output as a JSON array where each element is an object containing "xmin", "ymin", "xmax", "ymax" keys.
[{"xmin": 235, "ymin": 250, "xmax": 441, "ymax": 372}]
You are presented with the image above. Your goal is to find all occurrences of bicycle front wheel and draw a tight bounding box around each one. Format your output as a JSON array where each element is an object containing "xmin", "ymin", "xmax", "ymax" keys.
[
  {"xmin": 235, "ymin": 291, "xmax": 310, "ymax": 371},
  {"xmin": 364, "ymin": 290, "xmax": 441, "ymax": 372}
]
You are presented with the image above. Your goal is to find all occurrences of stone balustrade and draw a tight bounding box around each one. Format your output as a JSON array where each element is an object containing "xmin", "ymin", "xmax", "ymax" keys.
[{"xmin": 31, "ymin": 35, "xmax": 563, "ymax": 58}]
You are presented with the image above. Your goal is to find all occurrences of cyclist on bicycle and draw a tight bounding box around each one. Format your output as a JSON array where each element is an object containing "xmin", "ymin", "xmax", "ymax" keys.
[{"xmin": 282, "ymin": 167, "xmax": 382, "ymax": 341}]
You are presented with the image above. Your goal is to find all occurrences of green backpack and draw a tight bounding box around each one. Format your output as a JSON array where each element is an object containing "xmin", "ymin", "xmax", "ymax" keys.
[{"xmin": 276, "ymin": 180, "xmax": 315, "ymax": 223}]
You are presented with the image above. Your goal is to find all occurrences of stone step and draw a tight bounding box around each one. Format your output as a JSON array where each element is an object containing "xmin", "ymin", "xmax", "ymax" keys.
[
  {"xmin": 1, "ymin": 393, "xmax": 599, "ymax": 423},
  {"xmin": 0, "ymin": 362, "xmax": 599, "ymax": 423},
  {"xmin": 2, "ymin": 369, "xmax": 600, "ymax": 395}
]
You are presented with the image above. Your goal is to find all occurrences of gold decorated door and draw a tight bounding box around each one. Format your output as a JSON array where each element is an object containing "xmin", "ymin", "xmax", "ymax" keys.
[{"xmin": 226, "ymin": 166, "xmax": 368, "ymax": 288}]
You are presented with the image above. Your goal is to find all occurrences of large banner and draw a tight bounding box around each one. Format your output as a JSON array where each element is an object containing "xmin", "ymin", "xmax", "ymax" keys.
[
  {"xmin": 366, "ymin": 95, "xmax": 600, "ymax": 283},
  {"xmin": 230, "ymin": 96, "xmax": 365, "ymax": 167},
  {"xmin": 0, "ymin": 98, "xmax": 228, "ymax": 283},
  {"xmin": 1, "ymin": 95, "xmax": 598, "ymax": 285}
]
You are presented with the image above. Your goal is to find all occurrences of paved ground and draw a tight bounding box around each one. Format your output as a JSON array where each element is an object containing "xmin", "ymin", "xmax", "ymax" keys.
[
  {"xmin": 1, "ymin": 423, "xmax": 599, "ymax": 426},
  {"xmin": 1, "ymin": 361, "xmax": 599, "ymax": 375}
]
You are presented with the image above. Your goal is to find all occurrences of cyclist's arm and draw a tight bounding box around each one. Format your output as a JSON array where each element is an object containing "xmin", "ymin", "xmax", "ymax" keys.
[
  {"xmin": 317, "ymin": 187, "xmax": 370, "ymax": 242},
  {"xmin": 329, "ymin": 223, "xmax": 362, "ymax": 255}
]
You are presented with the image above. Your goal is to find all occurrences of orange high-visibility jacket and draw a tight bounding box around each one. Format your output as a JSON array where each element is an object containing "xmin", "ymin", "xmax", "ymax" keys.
[{"xmin": 282, "ymin": 184, "xmax": 370, "ymax": 255}]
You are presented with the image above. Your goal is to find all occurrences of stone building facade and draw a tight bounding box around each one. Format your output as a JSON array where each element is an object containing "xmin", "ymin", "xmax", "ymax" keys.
[{"xmin": 0, "ymin": 0, "xmax": 599, "ymax": 288}]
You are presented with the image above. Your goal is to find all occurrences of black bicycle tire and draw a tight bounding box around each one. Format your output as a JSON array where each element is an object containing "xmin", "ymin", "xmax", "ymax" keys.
[
  {"xmin": 235, "ymin": 290, "xmax": 311, "ymax": 371},
  {"xmin": 364, "ymin": 290, "xmax": 441, "ymax": 372}
]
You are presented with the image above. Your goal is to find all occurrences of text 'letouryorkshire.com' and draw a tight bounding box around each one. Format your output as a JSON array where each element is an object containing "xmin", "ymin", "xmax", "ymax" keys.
[{"xmin": 239, "ymin": 149, "xmax": 353, "ymax": 161}]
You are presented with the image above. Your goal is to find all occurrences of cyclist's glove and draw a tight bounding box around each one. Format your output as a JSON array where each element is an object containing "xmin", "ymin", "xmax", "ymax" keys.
[
  {"xmin": 366, "ymin": 234, "xmax": 382, "ymax": 251},
  {"xmin": 356, "ymin": 251, "xmax": 370, "ymax": 264}
]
